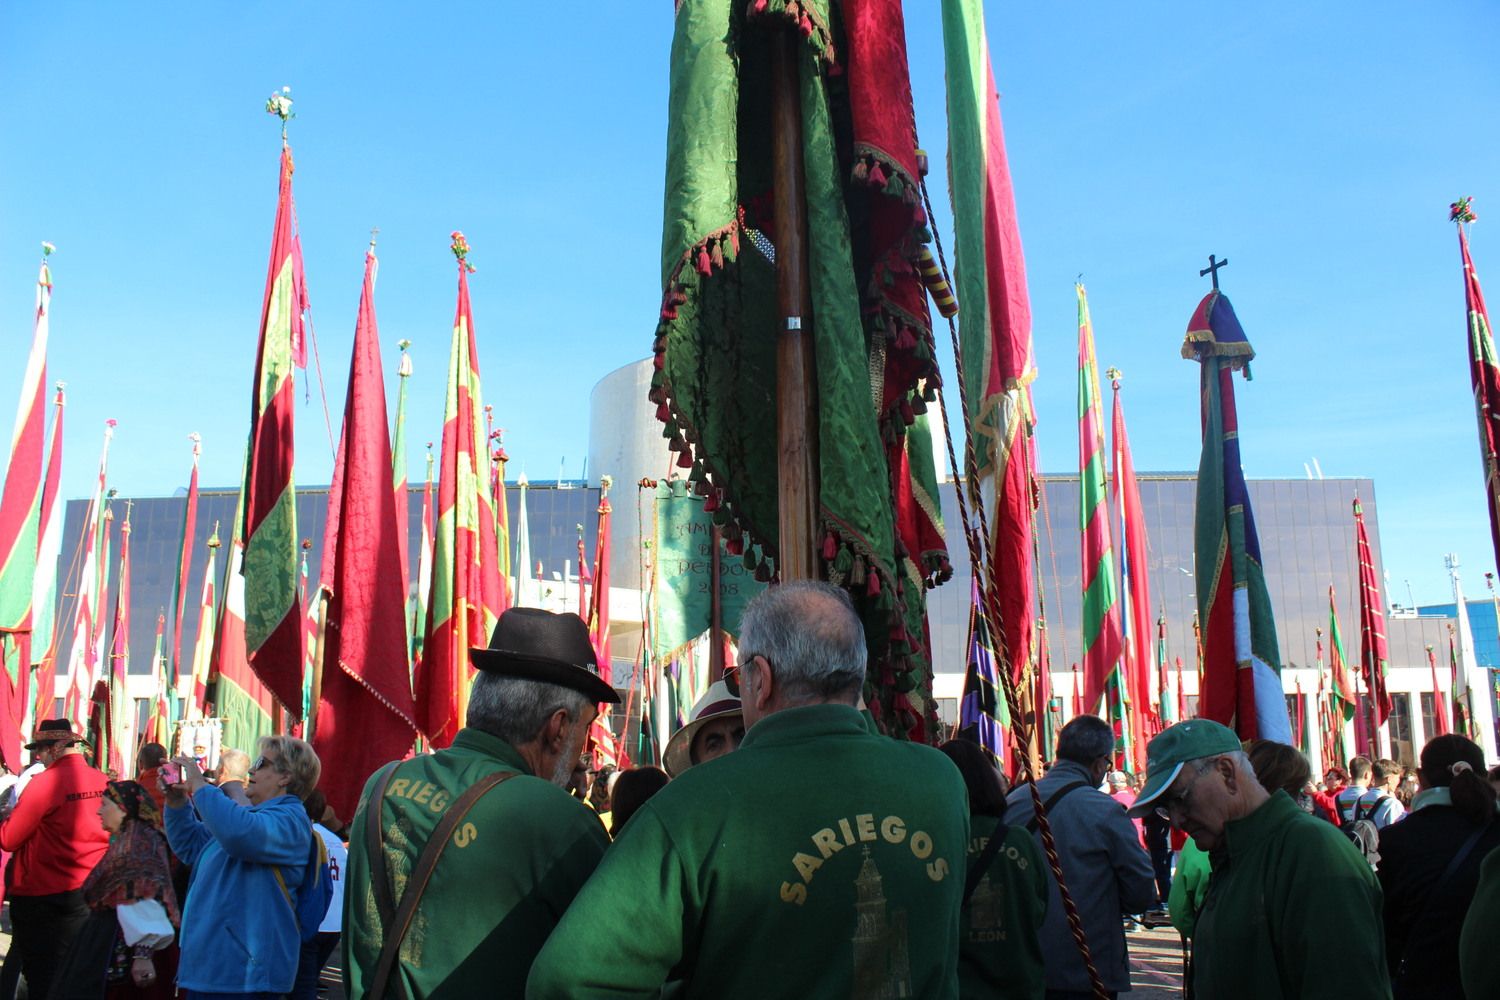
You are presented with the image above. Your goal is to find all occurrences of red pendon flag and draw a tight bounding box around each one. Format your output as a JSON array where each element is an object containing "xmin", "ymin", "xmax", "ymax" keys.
[
  {"xmin": 415, "ymin": 239, "xmax": 503, "ymax": 747},
  {"xmin": 0, "ymin": 256, "xmax": 51, "ymax": 768},
  {"xmin": 1427, "ymin": 643, "xmax": 1450, "ymax": 737},
  {"xmin": 312, "ymin": 248, "xmax": 418, "ymax": 820},
  {"xmin": 1353, "ymin": 498, "xmax": 1392, "ymax": 725},
  {"xmin": 241, "ymin": 141, "xmax": 307, "ymax": 718},
  {"xmin": 170, "ymin": 436, "xmax": 201, "ymax": 695}
]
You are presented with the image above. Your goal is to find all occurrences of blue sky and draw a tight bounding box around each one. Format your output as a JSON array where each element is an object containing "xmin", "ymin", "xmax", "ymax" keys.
[{"xmin": 1, "ymin": 2, "xmax": 1497, "ymax": 603}]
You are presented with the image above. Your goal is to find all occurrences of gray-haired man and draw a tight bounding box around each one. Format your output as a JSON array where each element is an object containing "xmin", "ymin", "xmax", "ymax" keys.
[
  {"xmin": 1004, "ymin": 715, "xmax": 1156, "ymax": 1000},
  {"xmin": 343, "ymin": 607, "xmax": 619, "ymax": 999},
  {"xmin": 528, "ymin": 581, "xmax": 970, "ymax": 999}
]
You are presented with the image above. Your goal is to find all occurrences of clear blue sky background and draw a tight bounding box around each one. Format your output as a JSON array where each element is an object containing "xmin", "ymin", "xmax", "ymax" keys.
[{"xmin": 1, "ymin": 2, "xmax": 1496, "ymax": 604}]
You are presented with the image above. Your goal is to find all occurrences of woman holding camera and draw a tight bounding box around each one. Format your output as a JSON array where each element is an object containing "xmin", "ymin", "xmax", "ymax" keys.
[{"xmin": 162, "ymin": 736, "xmax": 322, "ymax": 1000}]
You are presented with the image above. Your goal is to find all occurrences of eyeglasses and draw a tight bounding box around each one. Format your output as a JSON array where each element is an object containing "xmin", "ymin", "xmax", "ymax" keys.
[
  {"xmin": 1154, "ymin": 760, "xmax": 1217, "ymax": 822},
  {"xmin": 251, "ymin": 755, "xmax": 280, "ymax": 773}
]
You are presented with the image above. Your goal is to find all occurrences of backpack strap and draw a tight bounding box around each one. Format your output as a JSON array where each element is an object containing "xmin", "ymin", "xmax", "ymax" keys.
[
  {"xmin": 962, "ymin": 821, "xmax": 1011, "ymax": 906},
  {"xmin": 1024, "ymin": 781, "xmax": 1090, "ymax": 833},
  {"xmin": 368, "ymin": 769, "xmax": 519, "ymax": 1000},
  {"xmin": 364, "ymin": 762, "xmax": 403, "ymax": 934},
  {"xmin": 1395, "ymin": 817, "xmax": 1496, "ymax": 981},
  {"xmin": 270, "ymin": 824, "xmax": 325, "ymax": 934}
]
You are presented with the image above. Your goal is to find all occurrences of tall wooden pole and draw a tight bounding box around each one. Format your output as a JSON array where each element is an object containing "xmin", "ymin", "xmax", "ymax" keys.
[
  {"xmin": 709, "ymin": 524, "xmax": 725, "ymax": 682},
  {"xmin": 769, "ymin": 29, "xmax": 819, "ymax": 581}
]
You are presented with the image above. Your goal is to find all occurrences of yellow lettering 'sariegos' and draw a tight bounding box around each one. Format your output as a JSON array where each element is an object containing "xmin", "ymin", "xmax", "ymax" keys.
[
  {"xmin": 780, "ymin": 881, "xmax": 807, "ymax": 905},
  {"xmin": 792, "ymin": 851, "xmax": 823, "ymax": 882},
  {"xmin": 811, "ymin": 828, "xmax": 842, "ymax": 860},
  {"xmin": 910, "ymin": 830, "xmax": 933, "ymax": 860},
  {"xmin": 856, "ymin": 813, "xmax": 877, "ymax": 842},
  {"xmin": 881, "ymin": 815, "xmax": 907, "ymax": 844}
]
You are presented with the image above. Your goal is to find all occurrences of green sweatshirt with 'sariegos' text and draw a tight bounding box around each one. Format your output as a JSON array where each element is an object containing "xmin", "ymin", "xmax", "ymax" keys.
[{"xmin": 527, "ymin": 703, "xmax": 970, "ymax": 999}]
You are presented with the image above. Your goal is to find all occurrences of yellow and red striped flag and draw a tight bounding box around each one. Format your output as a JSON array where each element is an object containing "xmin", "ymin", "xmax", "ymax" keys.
[
  {"xmin": 415, "ymin": 236, "xmax": 503, "ymax": 747},
  {"xmin": 241, "ymin": 139, "xmax": 308, "ymax": 718}
]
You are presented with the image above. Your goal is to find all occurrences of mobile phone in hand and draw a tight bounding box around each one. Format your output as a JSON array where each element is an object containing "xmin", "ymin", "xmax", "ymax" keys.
[{"xmin": 161, "ymin": 762, "xmax": 182, "ymax": 785}]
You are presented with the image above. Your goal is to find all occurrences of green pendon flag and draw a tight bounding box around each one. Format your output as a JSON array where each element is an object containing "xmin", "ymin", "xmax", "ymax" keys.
[
  {"xmin": 651, "ymin": 480, "xmax": 765, "ymax": 664},
  {"xmin": 653, "ymin": 0, "xmax": 948, "ymax": 739},
  {"xmin": 1326, "ymin": 586, "xmax": 1356, "ymax": 724},
  {"xmin": 214, "ymin": 492, "xmax": 274, "ymax": 756},
  {"xmin": 241, "ymin": 139, "xmax": 307, "ymax": 718}
]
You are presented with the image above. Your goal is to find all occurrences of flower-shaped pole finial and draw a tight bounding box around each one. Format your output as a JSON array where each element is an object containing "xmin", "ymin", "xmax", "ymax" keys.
[
  {"xmin": 266, "ymin": 86, "xmax": 294, "ymax": 140},
  {"xmin": 41, "ymin": 242, "xmax": 55, "ymax": 258},
  {"xmin": 1451, "ymin": 197, "xmax": 1477, "ymax": 225},
  {"xmin": 1105, "ymin": 366, "xmax": 1123, "ymax": 390},
  {"xmin": 398, "ymin": 339, "xmax": 412, "ymax": 378},
  {"xmin": 450, "ymin": 231, "xmax": 476, "ymax": 273}
]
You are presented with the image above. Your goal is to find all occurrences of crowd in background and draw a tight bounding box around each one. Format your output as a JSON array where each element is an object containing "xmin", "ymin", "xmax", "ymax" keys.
[{"xmin": 0, "ymin": 589, "xmax": 1495, "ymax": 999}]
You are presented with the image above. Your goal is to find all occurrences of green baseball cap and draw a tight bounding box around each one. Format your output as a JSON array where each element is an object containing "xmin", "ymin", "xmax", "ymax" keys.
[{"xmin": 1128, "ymin": 719, "xmax": 1243, "ymax": 818}]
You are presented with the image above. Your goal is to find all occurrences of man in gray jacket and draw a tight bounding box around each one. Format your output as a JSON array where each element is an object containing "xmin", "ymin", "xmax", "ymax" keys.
[{"xmin": 1004, "ymin": 715, "xmax": 1157, "ymax": 999}]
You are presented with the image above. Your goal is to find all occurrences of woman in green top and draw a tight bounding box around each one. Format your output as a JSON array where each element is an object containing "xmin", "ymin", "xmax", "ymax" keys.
[{"xmin": 939, "ymin": 740, "xmax": 1048, "ymax": 1000}]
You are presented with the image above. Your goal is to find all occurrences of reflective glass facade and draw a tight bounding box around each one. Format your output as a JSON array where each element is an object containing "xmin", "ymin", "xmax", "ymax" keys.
[
  {"xmin": 928, "ymin": 474, "xmax": 1381, "ymax": 679},
  {"xmin": 50, "ymin": 482, "xmax": 599, "ymax": 679}
]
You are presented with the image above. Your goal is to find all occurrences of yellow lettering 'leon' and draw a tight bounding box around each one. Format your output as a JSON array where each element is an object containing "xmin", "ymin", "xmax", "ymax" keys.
[{"xmin": 782, "ymin": 813, "xmax": 947, "ymax": 903}]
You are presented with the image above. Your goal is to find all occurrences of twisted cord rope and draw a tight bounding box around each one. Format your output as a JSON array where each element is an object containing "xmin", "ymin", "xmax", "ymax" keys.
[{"xmin": 918, "ymin": 174, "xmax": 1109, "ymax": 1000}]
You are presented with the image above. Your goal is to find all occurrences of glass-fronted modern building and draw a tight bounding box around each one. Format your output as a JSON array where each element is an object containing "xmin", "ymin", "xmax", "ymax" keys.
[{"xmin": 47, "ymin": 482, "xmax": 600, "ymax": 717}]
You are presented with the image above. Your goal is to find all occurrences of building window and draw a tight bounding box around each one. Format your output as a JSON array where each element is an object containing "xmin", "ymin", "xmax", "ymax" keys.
[
  {"xmin": 1387, "ymin": 693, "xmax": 1414, "ymax": 766},
  {"xmin": 1419, "ymin": 693, "xmax": 1440, "ymax": 745},
  {"xmin": 935, "ymin": 698, "xmax": 958, "ymax": 727}
]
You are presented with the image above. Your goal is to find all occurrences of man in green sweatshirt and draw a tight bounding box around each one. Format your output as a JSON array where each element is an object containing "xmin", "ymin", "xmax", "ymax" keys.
[
  {"xmin": 343, "ymin": 608, "xmax": 619, "ymax": 1000},
  {"xmin": 527, "ymin": 581, "xmax": 970, "ymax": 999},
  {"xmin": 1128, "ymin": 720, "xmax": 1391, "ymax": 1000}
]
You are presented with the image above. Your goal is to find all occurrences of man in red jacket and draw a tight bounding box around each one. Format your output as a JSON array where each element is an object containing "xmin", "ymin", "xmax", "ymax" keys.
[{"xmin": 0, "ymin": 719, "xmax": 110, "ymax": 999}]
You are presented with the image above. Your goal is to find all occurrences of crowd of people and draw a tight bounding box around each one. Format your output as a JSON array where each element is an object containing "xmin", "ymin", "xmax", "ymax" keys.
[{"xmin": 0, "ymin": 583, "xmax": 1496, "ymax": 999}]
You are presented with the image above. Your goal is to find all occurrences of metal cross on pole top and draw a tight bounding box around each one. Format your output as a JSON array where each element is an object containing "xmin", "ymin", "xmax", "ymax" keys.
[{"xmin": 1200, "ymin": 253, "xmax": 1230, "ymax": 289}]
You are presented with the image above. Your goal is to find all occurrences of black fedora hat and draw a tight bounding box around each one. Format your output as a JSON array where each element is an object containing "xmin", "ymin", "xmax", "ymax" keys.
[
  {"xmin": 470, "ymin": 607, "xmax": 620, "ymax": 704},
  {"xmin": 25, "ymin": 719, "xmax": 90, "ymax": 751}
]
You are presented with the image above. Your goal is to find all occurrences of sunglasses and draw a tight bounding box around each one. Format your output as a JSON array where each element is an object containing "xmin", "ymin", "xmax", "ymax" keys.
[
  {"xmin": 251, "ymin": 755, "xmax": 280, "ymax": 773},
  {"xmin": 723, "ymin": 655, "xmax": 769, "ymax": 698}
]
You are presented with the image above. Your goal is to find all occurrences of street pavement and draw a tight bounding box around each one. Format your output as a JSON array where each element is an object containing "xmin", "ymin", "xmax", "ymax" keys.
[{"xmin": 1, "ymin": 915, "xmax": 1190, "ymax": 998}]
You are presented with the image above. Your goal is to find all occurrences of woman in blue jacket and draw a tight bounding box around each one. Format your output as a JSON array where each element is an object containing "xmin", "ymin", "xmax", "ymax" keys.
[{"xmin": 163, "ymin": 735, "xmax": 322, "ymax": 1000}]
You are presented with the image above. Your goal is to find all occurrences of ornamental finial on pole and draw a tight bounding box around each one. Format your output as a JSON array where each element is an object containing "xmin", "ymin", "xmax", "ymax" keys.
[
  {"xmin": 398, "ymin": 339, "xmax": 412, "ymax": 378},
  {"xmin": 1105, "ymin": 366, "xmax": 1123, "ymax": 389},
  {"xmin": 266, "ymin": 86, "xmax": 294, "ymax": 140},
  {"xmin": 41, "ymin": 242, "xmax": 55, "ymax": 258},
  {"xmin": 450, "ymin": 231, "xmax": 476, "ymax": 273},
  {"xmin": 1451, "ymin": 197, "xmax": 1477, "ymax": 225}
]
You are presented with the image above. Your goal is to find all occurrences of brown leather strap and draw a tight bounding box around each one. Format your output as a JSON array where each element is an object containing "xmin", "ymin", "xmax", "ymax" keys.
[
  {"xmin": 364, "ymin": 762, "xmax": 402, "ymax": 934},
  {"xmin": 368, "ymin": 769, "xmax": 519, "ymax": 1000}
]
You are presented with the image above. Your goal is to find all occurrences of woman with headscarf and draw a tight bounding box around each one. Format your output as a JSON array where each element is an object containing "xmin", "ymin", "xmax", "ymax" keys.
[{"xmin": 52, "ymin": 780, "xmax": 180, "ymax": 999}]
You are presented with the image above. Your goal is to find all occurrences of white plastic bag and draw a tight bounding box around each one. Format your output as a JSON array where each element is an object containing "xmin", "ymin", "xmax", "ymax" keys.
[{"xmin": 116, "ymin": 899, "xmax": 174, "ymax": 950}]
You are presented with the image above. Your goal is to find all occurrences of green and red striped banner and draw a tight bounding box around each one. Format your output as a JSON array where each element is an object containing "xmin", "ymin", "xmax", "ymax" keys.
[
  {"xmin": 241, "ymin": 142, "xmax": 307, "ymax": 718},
  {"xmin": 942, "ymin": 0, "xmax": 1038, "ymax": 688},
  {"xmin": 62, "ymin": 421, "xmax": 115, "ymax": 730},
  {"xmin": 28, "ymin": 385, "xmax": 64, "ymax": 740},
  {"xmin": 1451, "ymin": 198, "xmax": 1500, "ymax": 572},
  {"xmin": 1076, "ymin": 284, "xmax": 1122, "ymax": 717},
  {"xmin": 0, "ymin": 256, "xmax": 52, "ymax": 766}
]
